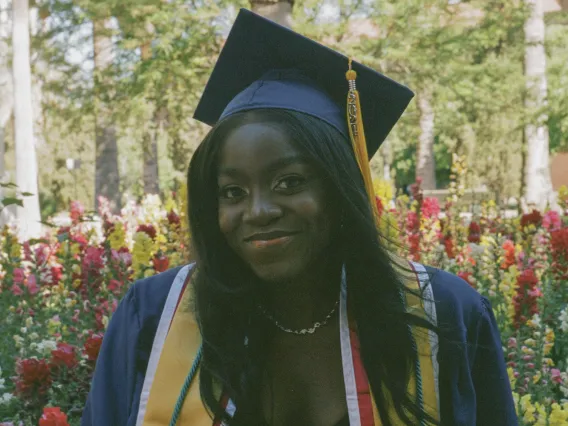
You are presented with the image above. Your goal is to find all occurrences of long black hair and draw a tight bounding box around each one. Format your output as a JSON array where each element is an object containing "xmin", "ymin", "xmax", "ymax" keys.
[{"xmin": 187, "ymin": 109, "xmax": 439, "ymax": 425}]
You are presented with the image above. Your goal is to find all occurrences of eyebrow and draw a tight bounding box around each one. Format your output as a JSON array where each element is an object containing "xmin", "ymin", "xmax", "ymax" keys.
[{"xmin": 218, "ymin": 154, "xmax": 312, "ymax": 177}]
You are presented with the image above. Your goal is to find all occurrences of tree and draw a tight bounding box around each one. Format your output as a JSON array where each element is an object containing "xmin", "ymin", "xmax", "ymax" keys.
[
  {"xmin": 523, "ymin": 0, "xmax": 555, "ymax": 209},
  {"xmin": 12, "ymin": 0, "xmax": 41, "ymax": 238},
  {"xmin": 416, "ymin": 90, "xmax": 436, "ymax": 189},
  {"xmin": 93, "ymin": 17, "xmax": 121, "ymax": 213},
  {"xmin": 251, "ymin": 0, "xmax": 294, "ymax": 27}
]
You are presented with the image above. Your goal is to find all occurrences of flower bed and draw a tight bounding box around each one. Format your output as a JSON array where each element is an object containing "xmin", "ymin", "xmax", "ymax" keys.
[{"xmin": 0, "ymin": 184, "xmax": 567, "ymax": 425}]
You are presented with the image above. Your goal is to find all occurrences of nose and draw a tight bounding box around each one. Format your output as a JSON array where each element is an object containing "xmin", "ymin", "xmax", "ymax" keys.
[{"xmin": 243, "ymin": 190, "xmax": 282, "ymax": 226}]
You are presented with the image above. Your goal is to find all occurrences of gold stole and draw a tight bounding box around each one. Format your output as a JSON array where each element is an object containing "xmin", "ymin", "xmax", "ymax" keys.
[{"xmin": 141, "ymin": 265, "xmax": 439, "ymax": 425}]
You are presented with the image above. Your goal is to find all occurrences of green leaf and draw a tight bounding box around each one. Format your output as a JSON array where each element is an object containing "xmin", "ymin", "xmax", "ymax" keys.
[
  {"xmin": 1, "ymin": 198, "xmax": 24, "ymax": 208},
  {"xmin": 0, "ymin": 182, "xmax": 18, "ymax": 189}
]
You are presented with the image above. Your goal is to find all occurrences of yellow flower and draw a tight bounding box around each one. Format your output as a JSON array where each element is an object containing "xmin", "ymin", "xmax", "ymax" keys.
[
  {"xmin": 10, "ymin": 240, "xmax": 21, "ymax": 258},
  {"xmin": 373, "ymin": 178, "xmax": 394, "ymax": 204},
  {"xmin": 108, "ymin": 224, "xmax": 126, "ymax": 250},
  {"xmin": 532, "ymin": 370, "xmax": 541, "ymax": 384},
  {"xmin": 507, "ymin": 367, "xmax": 517, "ymax": 388},
  {"xmin": 549, "ymin": 403, "xmax": 568, "ymax": 426},
  {"xmin": 132, "ymin": 231, "xmax": 155, "ymax": 276},
  {"xmin": 545, "ymin": 327, "xmax": 555, "ymax": 343},
  {"xmin": 71, "ymin": 243, "xmax": 81, "ymax": 256},
  {"xmin": 534, "ymin": 402, "xmax": 547, "ymax": 425},
  {"xmin": 520, "ymin": 394, "xmax": 536, "ymax": 423}
]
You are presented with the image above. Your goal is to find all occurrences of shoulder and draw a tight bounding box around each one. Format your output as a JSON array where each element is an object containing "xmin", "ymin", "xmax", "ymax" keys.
[
  {"xmin": 420, "ymin": 265, "xmax": 486, "ymax": 330},
  {"xmin": 121, "ymin": 264, "xmax": 193, "ymax": 331}
]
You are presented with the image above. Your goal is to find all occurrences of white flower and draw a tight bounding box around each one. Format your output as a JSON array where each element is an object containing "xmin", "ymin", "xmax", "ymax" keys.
[
  {"xmin": 468, "ymin": 243, "xmax": 485, "ymax": 257},
  {"xmin": 560, "ymin": 307, "xmax": 568, "ymax": 333},
  {"xmin": 0, "ymin": 392, "xmax": 14, "ymax": 405},
  {"xmin": 36, "ymin": 339, "xmax": 57, "ymax": 356}
]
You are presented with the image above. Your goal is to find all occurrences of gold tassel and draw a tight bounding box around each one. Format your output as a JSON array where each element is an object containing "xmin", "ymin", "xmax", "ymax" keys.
[{"xmin": 346, "ymin": 59, "xmax": 380, "ymax": 227}]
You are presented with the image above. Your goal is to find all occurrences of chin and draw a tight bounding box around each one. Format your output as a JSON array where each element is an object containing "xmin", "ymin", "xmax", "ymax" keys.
[{"xmin": 249, "ymin": 259, "xmax": 305, "ymax": 284}]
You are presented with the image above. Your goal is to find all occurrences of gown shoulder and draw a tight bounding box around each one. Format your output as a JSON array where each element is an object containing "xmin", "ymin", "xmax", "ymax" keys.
[{"xmin": 81, "ymin": 265, "xmax": 186, "ymax": 426}]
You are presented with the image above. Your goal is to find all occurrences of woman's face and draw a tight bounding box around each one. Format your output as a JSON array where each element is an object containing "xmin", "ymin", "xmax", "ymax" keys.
[{"xmin": 217, "ymin": 121, "xmax": 335, "ymax": 284}]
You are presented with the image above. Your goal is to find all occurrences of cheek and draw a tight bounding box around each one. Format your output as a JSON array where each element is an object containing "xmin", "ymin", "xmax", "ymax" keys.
[
  {"xmin": 296, "ymin": 197, "xmax": 334, "ymax": 239},
  {"xmin": 218, "ymin": 207, "xmax": 239, "ymax": 237}
]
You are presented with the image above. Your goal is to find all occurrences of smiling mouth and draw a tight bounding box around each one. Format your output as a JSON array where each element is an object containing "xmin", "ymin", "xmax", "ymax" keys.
[{"xmin": 244, "ymin": 231, "xmax": 298, "ymax": 249}]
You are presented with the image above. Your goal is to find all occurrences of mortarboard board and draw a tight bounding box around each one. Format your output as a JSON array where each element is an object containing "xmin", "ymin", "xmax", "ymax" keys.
[
  {"xmin": 193, "ymin": 8, "xmax": 414, "ymax": 223},
  {"xmin": 193, "ymin": 8, "xmax": 414, "ymax": 159}
]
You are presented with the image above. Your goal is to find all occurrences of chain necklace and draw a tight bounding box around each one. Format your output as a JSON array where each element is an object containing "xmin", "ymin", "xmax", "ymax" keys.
[{"xmin": 257, "ymin": 299, "xmax": 340, "ymax": 335}]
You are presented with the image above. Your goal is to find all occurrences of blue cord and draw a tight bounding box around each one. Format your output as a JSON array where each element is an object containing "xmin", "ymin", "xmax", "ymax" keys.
[{"xmin": 169, "ymin": 345, "xmax": 203, "ymax": 426}]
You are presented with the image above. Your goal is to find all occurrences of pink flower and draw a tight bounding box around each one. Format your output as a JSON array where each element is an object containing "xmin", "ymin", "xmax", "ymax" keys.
[
  {"xmin": 26, "ymin": 274, "xmax": 39, "ymax": 295},
  {"xmin": 543, "ymin": 210, "xmax": 561, "ymax": 231},
  {"xmin": 421, "ymin": 197, "xmax": 440, "ymax": 219},
  {"xmin": 69, "ymin": 200, "xmax": 85, "ymax": 224},
  {"xmin": 11, "ymin": 284, "xmax": 23, "ymax": 296},
  {"xmin": 551, "ymin": 368, "xmax": 563, "ymax": 384},
  {"xmin": 13, "ymin": 268, "xmax": 25, "ymax": 284},
  {"xmin": 107, "ymin": 279, "xmax": 122, "ymax": 292}
]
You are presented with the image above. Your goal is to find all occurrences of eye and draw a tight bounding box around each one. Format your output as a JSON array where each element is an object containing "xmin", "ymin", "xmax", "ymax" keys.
[
  {"xmin": 274, "ymin": 175, "xmax": 306, "ymax": 191},
  {"xmin": 219, "ymin": 185, "xmax": 247, "ymax": 200}
]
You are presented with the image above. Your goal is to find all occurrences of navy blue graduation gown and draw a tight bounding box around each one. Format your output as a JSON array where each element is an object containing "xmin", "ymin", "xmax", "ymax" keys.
[{"xmin": 81, "ymin": 266, "xmax": 518, "ymax": 425}]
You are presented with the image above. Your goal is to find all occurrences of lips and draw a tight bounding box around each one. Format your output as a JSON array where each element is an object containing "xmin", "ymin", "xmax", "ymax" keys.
[{"xmin": 244, "ymin": 230, "xmax": 298, "ymax": 249}]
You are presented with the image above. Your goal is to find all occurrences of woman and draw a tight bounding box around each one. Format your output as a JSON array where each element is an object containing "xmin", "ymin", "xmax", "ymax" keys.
[{"xmin": 82, "ymin": 9, "xmax": 517, "ymax": 426}]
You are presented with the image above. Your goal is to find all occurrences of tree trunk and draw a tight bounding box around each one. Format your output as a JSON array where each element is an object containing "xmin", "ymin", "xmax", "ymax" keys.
[
  {"xmin": 141, "ymin": 41, "xmax": 160, "ymax": 195},
  {"xmin": 523, "ymin": 0, "xmax": 554, "ymax": 210},
  {"xmin": 250, "ymin": 0, "xmax": 294, "ymax": 27},
  {"xmin": 416, "ymin": 90, "xmax": 437, "ymax": 190},
  {"xmin": 143, "ymin": 117, "xmax": 160, "ymax": 194},
  {"xmin": 12, "ymin": 0, "xmax": 42, "ymax": 239},
  {"xmin": 93, "ymin": 19, "xmax": 121, "ymax": 213}
]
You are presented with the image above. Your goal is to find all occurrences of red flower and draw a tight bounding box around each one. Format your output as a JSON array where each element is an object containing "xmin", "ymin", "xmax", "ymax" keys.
[
  {"xmin": 520, "ymin": 210, "xmax": 542, "ymax": 229},
  {"xmin": 136, "ymin": 224, "xmax": 157, "ymax": 240},
  {"xmin": 39, "ymin": 407, "xmax": 70, "ymax": 426},
  {"xmin": 167, "ymin": 210, "xmax": 181, "ymax": 226},
  {"xmin": 152, "ymin": 254, "xmax": 170, "ymax": 273},
  {"xmin": 50, "ymin": 342, "xmax": 78, "ymax": 369},
  {"xmin": 107, "ymin": 279, "xmax": 122, "ymax": 293},
  {"xmin": 50, "ymin": 266, "xmax": 63, "ymax": 286},
  {"xmin": 444, "ymin": 234, "xmax": 455, "ymax": 259},
  {"xmin": 551, "ymin": 228, "xmax": 568, "ymax": 278},
  {"xmin": 405, "ymin": 211, "xmax": 419, "ymax": 231},
  {"xmin": 82, "ymin": 247, "xmax": 105, "ymax": 277},
  {"xmin": 467, "ymin": 221, "xmax": 481, "ymax": 244},
  {"xmin": 69, "ymin": 201, "xmax": 85, "ymax": 224},
  {"xmin": 83, "ymin": 334, "xmax": 104, "ymax": 362},
  {"xmin": 14, "ymin": 358, "xmax": 52, "ymax": 398},
  {"xmin": 421, "ymin": 197, "xmax": 440, "ymax": 219},
  {"xmin": 458, "ymin": 271, "xmax": 474, "ymax": 288},
  {"xmin": 512, "ymin": 269, "xmax": 541, "ymax": 328},
  {"xmin": 375, "ymin": 196, "xmax": 384, "ymax": 217},
  {"xmin": 501, "ymin": 240, "xmax": 516, "ymax": 270}
]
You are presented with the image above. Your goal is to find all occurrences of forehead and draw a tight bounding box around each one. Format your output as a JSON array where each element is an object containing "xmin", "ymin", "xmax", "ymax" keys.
[{"xmin": 218, "ymin": 122, "xmax": 306, "ymax": 170}]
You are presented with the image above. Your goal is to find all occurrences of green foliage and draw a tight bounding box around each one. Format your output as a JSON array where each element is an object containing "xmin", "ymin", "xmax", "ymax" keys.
[
  {"xmin": 28, "ymin": 0, "xmax": 235, "ymax": 212},
  {"xmin": 2, "ymin": 0, "xmax": 566, "ymax": 213}
]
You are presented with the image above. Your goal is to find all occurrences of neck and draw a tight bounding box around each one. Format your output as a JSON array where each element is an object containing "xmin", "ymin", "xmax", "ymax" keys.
[{"xmin": 261, "ymin": 260, "xmax": 343, "ymax": 331}]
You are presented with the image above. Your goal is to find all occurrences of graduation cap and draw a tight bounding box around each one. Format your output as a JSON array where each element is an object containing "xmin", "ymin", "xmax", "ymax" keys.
[{"xmin": 193, "ymin": 8, "xmax": 414, "ymax": 222}]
